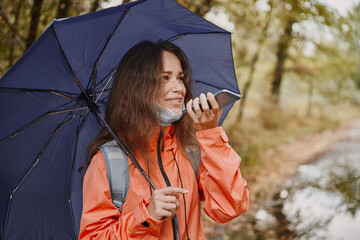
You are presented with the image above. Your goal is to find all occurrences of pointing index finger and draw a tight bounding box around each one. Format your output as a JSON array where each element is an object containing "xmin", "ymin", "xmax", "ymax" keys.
[{"xmin": 160, "ymin": 187, "xmax": 189, "ymax": 196}]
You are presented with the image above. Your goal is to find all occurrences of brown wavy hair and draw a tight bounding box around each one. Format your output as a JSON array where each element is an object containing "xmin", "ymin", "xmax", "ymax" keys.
[{"xmin": 87, "ymin": 41, "xmax": 199, "ymax": 168}]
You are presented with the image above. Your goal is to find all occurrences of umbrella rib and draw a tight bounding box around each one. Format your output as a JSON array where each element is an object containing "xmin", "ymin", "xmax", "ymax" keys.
[
  {"xmin": 0, "ymin": 87, "xmax": 80, "ymax": 105},
  {"xmin": 167, "ymin": 31, "xmax": 229, "ymax": 42},
  {"xmin": 95, "ymin": 70, "xmax": 114, "ymax": 103},
  {"xmin": 91, "ymin": 0, "xmax": 146, "ymax": 100},
  {"xmin": 0, "ymin": 102, "xmax": 80, "ymax": 145},
  {"xmin": 3, "ymin": 112, "xmax": 85, "ymax": 238},
  {"xmin": 68, "ymin": 111, "xmax": 89, "ymax": 236},
  {"xmin": 10, "ymin": 113, "xmax": 85, "ymax": 193},
  {"xmin": 47, "ymin": 107, "xmax": 88, "ymax": 116},
  {"xmin": 0, "ymin": 87, "xmax": 80, "ymax": 103},
  {"xmin": 92, "ymin": 7, "xmax": 130, "ymax": 101},
  {"xmin": 50, "ymin": 91, "xmax": 80, "ymax": 103},
  {"xmin": 51, "ymin": 25, "xmax": 91, "ymax": 103}
]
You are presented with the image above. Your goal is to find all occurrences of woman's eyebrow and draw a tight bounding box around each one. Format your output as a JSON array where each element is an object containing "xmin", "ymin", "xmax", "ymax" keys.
[{"xmin": 161, "ymin": 71, "xmax": 184, "ymax": 75}]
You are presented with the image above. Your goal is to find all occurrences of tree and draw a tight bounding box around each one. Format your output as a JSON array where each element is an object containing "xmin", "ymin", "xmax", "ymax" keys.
[
  {"xmin": 346, "ymin": 3, "xmax": 360, "ymax": 89},
  {"xmin": 0, "ymin": 0, "xmax": 28, "ymax": 75},
  {"xmin": 233, "ymin": 0, "xmax": 273, "ymax": 124},
  {"xmin": 25, "ymin": 0, "xmax": 45, "ymax": 49},
  {"xmin": 1, "ymin": 0, "xmax": 24, "ymax": 68},
  {"xmin": 0, "ymin": 0, "xmax": 97, "ymax": 76},
  {"xmin": 90, "ymin": 0, "xmax": 102, "ymax": 12},
  {"xmin": 269, "ymin": 0, "xmax": 338, "ymax": 104}
]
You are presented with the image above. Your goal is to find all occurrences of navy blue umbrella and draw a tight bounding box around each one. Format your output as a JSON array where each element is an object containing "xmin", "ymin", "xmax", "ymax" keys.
[{"xmin": 0, "ymin": 0, "xmax": 240, "ymax": 239}]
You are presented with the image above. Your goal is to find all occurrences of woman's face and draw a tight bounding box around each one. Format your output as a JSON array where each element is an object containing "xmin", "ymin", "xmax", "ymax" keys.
[{"xmin": 158, "ymin": 51, "xmax": 186, "ymax": 114}]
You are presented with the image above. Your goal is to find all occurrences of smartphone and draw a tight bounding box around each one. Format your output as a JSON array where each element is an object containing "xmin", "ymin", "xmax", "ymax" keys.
[
  {"xmin": 184, "ymin": 89, "xmax": 242, "ymax": 113},
  {"xmin": 212, "ymin": 89, "xmax": 242, "ymax": 109}
]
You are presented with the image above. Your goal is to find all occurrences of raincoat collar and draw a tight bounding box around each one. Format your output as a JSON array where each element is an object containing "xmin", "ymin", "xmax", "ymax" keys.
[{"xmin": 148, "ymin": 124, "xmax": 176, "ymax": 155}]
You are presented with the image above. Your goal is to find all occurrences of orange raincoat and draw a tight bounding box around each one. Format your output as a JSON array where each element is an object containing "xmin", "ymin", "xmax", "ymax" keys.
[{"xmin": 79, "ymin": 126, "xmax": 248, "ymax": 239}]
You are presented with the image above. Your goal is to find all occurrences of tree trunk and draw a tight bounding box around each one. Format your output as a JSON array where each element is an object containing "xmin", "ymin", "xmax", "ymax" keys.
[
  {"xmin": 306, "ymin": 78, "xmax": 313, "ymax": 117},
  {"xmin": 8, "ymin": 0, "xmax": 23, "ymax": 67},
  {"xmin": 90, "ymin": 0, "xmax": 101, "ymax": 12},
  {"xmin": 232, "ymin": 3, "xmax": 273, "ymax": 127},
  {"xmin": 56, "ymin": 0, "xmax": 72, "ymax": 19},
  {"xmin": 25, "ymin": 0, "xmax": 44, "ymax": 50},
  {"xmin": 270, "ymin": 18, "xmax": 294, "ymax": 104}
]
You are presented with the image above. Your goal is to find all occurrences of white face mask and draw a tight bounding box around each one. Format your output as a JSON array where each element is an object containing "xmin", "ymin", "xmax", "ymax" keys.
[{"xmin": 157, "ymin": 103, "xmax": 184, "ymax": 126}]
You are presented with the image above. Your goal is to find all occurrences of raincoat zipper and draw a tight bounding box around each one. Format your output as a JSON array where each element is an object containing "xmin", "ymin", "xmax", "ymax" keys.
[{"xmin": 157, "ymin": 128, "xmax": 179, "ymax": 240}]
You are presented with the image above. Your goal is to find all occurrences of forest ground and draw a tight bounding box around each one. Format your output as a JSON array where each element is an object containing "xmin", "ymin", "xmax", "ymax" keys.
[{"xmin": 203, "ymin": 105, "xmax": 360, "ymax": 238}]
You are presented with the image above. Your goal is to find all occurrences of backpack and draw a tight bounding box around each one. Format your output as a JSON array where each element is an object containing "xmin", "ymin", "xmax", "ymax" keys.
[{"xmin": 99, "ymin": 140, "xmax": 200, "ymax": 212}]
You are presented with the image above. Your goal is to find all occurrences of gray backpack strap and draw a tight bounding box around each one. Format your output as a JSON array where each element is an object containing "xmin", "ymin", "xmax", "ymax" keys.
[
  {"xmin": 185, "ymin": 147, "xmax": 201, "ymax": 178},
  {"xmin": 99, "ymin": 140, "xmax": 129, "ymax": 212}
]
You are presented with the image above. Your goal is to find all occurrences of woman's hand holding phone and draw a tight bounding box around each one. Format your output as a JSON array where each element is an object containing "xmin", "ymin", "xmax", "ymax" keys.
[{"xmin": 186, "ymin": 92, "xmax": 222, "ymax": 131}]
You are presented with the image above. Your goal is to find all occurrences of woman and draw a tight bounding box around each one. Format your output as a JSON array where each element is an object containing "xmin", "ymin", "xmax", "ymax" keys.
[{"xmin": 79, "ymin": 41, "xmax": 248, "ymax": 239}]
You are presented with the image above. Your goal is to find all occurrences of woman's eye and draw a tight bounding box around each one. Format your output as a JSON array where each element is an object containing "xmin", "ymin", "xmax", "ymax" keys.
[
  {"xmin": 178, "ymin": 76, "xmax": 185, "ymax": 81},
  {"xmin": 161, "ymin": 75, "xmax": 169, "ymax": 81}
]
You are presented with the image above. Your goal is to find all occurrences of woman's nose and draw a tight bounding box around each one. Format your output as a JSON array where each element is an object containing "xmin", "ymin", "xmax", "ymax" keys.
[{"xmin": 170, "ymin": 78, "xmax": 183, "ymax": 92}]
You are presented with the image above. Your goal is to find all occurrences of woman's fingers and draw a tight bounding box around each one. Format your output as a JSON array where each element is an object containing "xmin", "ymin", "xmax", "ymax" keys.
[
  {"xmin": 206, "ymin": 92, "xmax": 219, "ymax": 113},
  {"xmin": 159, "ymin": 186, "xmax": 188, "ymax": 195},
  {"xmin": 162, "ymin": 201, "xmax": 180, "ymax": 212},
  {"xmin": 199, "ymin": 93, "xmax": 211, "ymax": 118},
  {"xmin": 147, "ymin": 187, "xmax": 187, "ymax": 220},
  {"xmin": 186, "ymin": 92, "xmax": 222, "ymax": 131},
  {"xmin": 155, "ymin": 202, "xmax": 178, "ymax": 216},
  {"xmin": 192, "ymin": 97, "xmax": 202, "ymax": 116},
  {"xmin": 186, "ymin": 99, "xmax": 197, "ymax": 120}
]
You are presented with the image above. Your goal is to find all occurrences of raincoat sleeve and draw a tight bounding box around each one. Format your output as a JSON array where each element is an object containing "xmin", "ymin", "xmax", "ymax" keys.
[
  {"xmin": 196, "ymin": 127, "xmax": 249, "ymax": 223},
  {"xmin": 79, "ymin": 151, "xmax": 162, "ymax": 239}
]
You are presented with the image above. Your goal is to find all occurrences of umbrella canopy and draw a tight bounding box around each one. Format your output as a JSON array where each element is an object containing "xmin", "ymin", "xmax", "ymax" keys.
[{"xmin": 0, "ymin": 0, "xmax": 240, "ymax": 239}]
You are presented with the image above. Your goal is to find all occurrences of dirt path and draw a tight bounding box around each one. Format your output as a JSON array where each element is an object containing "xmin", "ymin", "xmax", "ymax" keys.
[
  {"xmin": 251, "ymin": 119, "xmax": 357, "ymax": 208},
  {"xmin": 204, "ymin": 118, "xmax": 360, "ymax": 239}
]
